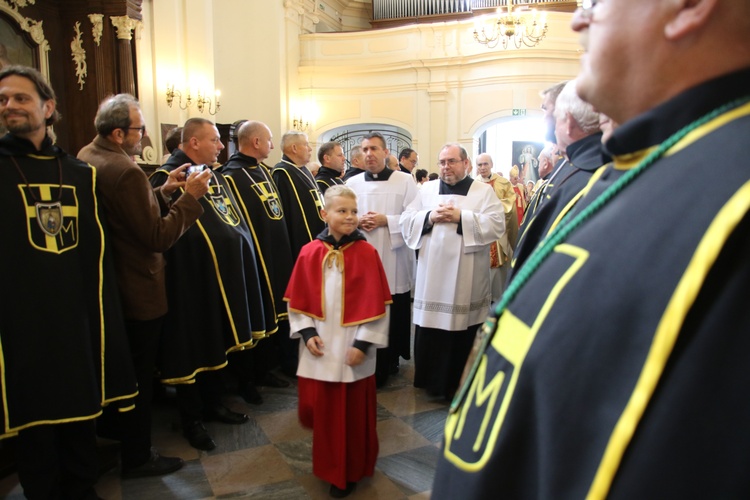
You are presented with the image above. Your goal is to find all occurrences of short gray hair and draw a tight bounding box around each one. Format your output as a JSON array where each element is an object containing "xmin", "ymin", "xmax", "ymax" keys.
[
  {"xmin": 554, "ymin": 80, "xmax": 600, "ymax": 135},
  {"xmin": 280, "ymin": 130, "xmax": 307, "ymax": 152},
  {"xmin": 94, "ymin": 94, "xmax": 138, "ymax": 137}
]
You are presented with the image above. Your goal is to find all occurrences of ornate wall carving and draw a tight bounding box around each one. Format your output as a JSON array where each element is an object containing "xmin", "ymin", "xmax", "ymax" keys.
[
  {"xmin": 70, "ymin": 21, "xmax": 87, "ymax": 90},
  {"xmin": 88, "ymin": 13, "xmax": 103, "ymax": 46}
]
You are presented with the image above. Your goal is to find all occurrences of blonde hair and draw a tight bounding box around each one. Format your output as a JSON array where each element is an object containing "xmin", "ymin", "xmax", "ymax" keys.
[{"xmin": 324, "ymin": 185, "xmax": 357, "ymax": 206}]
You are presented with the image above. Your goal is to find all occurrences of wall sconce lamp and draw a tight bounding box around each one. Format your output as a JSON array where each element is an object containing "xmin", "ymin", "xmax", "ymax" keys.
[
  {"xmin": 166, "ymin": 84, "xmax": 221, "ymax": 114},
  {"xmin": 292, "ymin": 116, "xmax": 309, "ymax": 131},
  {"xmin": 165, "ymin": 83, "xmax": 192, "ymax": 110},
  {"xmin": 197, "ymin": 90, "xmax": 221, "ymax": 115}
]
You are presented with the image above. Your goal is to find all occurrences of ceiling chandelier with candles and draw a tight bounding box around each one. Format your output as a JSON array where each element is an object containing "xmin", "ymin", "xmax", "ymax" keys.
[{"xmin": 473, "ymin": 0, "xmax": 548, "ymax": 49}]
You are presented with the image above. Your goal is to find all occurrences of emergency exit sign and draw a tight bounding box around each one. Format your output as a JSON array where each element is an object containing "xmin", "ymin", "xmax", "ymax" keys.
[{"xmin": 512, "ymin": 109, "xmax": 527, "ymax": 116}]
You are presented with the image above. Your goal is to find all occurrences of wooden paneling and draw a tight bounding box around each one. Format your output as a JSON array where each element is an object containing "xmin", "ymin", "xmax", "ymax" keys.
[{"xmin": 2, "ymin": 0, "xmax": 141, "ymax": 156}]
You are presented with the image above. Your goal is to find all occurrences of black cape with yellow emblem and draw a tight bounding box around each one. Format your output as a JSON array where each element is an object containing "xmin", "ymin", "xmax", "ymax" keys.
[
  {"xmin": 0, "ymin": 134, "xmax": 136, "ymax": 439},
  {"xmin": 434, "ymin": 68, "xmax": 750, "ymax": 498},
  {"xmin": 221, "ymin": 152, "xmax": 294, "ymax": 335},
  {"xmin": 150, "ymin": 149, "xmax": 267, "ymax": 383},
  {"xmin": 271, "ymin": 155, "xmax": 326, "ymax": 260},
  {"xmin": 314, "ymin": 166, "xmax": 344, "ymax": 196}
]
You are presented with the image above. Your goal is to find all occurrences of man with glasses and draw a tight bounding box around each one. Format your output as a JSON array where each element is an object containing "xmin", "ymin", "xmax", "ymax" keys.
[
  {"xmin": 78, "ymin": 94, "xmax": 210, "ymax": 477},
  {"xmin": 434, "ymin": 0, "xmax": 750, "ymax": 497},
  {"xmin": 400, "ymin": 143, "xmax": 503, "ymax": 401},
  {"xmin": 398, "ymin": 147, "xmax": 419, "ymax": 176}
]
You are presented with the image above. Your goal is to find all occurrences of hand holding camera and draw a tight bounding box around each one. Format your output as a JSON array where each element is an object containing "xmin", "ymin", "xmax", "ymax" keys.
[{"xmin": 184, "ymin": 164, "xmax": 211, "ymax": 199}]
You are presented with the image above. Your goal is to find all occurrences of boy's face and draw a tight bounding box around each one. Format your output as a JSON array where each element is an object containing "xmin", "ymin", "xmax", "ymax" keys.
[{"xmin": 322, "ymin": 195, "xmax": 359, "ymax": 241}]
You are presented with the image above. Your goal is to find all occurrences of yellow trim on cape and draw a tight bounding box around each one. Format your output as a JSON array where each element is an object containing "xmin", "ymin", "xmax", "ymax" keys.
[{"xmin": 586, "ymin": 103, "xmax": 750, "ymax": 499}]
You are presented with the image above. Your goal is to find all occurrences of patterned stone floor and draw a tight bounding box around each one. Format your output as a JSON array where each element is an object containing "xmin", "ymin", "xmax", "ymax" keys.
[{"xmin": 0, "ymin": 358, "xmax": 449, "ymax": 499}]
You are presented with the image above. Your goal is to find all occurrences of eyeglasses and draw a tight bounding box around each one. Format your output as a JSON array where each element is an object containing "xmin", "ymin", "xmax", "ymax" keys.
[
  {"xmin": 579, "ymin": 0, "xmax": 601, "ymax": 20},
  {"xmin": 127, "ymin": 125, "xmax": 146, "ymax": 134},
  {"xmin": 437, "ymin": 158, "xmax": 463, "ymax": 168}
]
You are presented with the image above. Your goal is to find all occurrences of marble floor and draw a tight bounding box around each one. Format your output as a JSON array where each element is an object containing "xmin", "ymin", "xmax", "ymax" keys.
[{"xmin": 0, "ymin": 358, "xmax": 449, "ymax": 499}]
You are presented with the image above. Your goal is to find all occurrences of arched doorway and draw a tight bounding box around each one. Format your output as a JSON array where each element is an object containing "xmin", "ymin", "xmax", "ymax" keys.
[
  {"xmin": 320, "ymin": 123, "xmax": 413, "ymax": 168},
  {"xmin": 473, "ymin": 116, "xmax": 547, "ymax": 180}
]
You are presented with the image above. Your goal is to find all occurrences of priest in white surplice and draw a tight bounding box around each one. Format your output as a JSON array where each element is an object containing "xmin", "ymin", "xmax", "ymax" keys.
[
  {"xmin": 347, "ymin": 132, "xmax": 418, "ymax": 387},
  {"xmin": 399, "ymin": 143, "xmax": 504, "ymax": 400}
]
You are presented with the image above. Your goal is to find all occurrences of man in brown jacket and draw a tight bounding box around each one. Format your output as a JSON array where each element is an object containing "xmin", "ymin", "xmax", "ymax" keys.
[{"xmin": 78, "ymin": 94, "xmax": 211, "ymax": 478}]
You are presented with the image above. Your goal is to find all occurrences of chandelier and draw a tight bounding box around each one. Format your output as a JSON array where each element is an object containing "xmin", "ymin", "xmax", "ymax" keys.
[{"xmin": 473, "ymin": 0, "xmax": 548, "ymax": 49}]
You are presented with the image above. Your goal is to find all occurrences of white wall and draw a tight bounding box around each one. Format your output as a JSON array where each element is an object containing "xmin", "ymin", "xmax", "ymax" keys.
[
  {"xmin": 297, "ymin": 13, "xmax": 581, "ymax": 170},
  {"xmin": 136, "ymin": 2, "xmax": 581, "ymax": 169}
]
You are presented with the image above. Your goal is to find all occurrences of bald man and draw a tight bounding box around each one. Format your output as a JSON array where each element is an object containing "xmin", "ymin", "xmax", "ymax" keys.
[{"xmin": 222, "ymin": 121, "xmax": 295, "ymax": 403}]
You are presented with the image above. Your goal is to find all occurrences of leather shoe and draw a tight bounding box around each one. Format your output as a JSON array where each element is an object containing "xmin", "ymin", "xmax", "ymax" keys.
[
  {"xmin": 329, "ymin": 482, "xmax": 357, "ymax": 498},
  {"xmin": 258, "ymin": 372, "xmax": 290, "ymax": 388},
  {"xmin": 121, "ymin": 448, "xmax": 184, "ymax": 479},
  {"xmin": 240, "ymin": 383, "xmax": 263, "ymax": 405},
  {"xmin": 203, "ymin": 405, "xmax": 249, "ymax": 425},
  {"xmin": 183, "ymin": 421, "xmax": 216, "ymax": 451}
]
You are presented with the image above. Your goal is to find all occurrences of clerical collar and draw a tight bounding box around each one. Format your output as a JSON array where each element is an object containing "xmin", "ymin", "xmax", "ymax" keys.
[
  {"xmin": 365, "ymin": 166, "xmax": 393, "ymax": 182},
  {"xmin": 439, "ymin": 175, "xmax": 473, "ymax": 196},
  {"xmin": 316, "ymin": 227, "xmax": 367, "ymax": 249}
]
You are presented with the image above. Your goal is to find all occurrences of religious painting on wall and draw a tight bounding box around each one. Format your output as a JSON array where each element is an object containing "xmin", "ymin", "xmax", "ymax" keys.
[
  {"xmin": 511, "ymin": 141, "xmax": 544, "ymax": 184},
  {"xmin": 0, "ymin": 14, "xmax": 37, "ymax": 71}
]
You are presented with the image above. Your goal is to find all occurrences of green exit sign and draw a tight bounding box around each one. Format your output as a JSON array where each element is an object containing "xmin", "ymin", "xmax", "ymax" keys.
[{"xmin": 512, "ymin": 109, "xmax": 527, "ymax": 116}]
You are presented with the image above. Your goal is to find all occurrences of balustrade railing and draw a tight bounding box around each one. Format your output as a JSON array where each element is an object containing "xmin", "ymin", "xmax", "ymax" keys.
[{"xmin": 372, "ymin": 0, "xmax": 576, "ymax": 21}]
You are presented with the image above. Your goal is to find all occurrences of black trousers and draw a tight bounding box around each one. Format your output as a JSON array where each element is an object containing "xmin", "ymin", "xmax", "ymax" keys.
[
  {"xmin": 272, "ymin": 321, "xmax": 297, "ymax": 377},
  {"xmin": 176, "ymin": 370, "xmax": 225, "ymax": 426},
  {"xmin": 375, "ymin": 292, "xmax": 412, "ymax": 385},
  {"xmin": 97, "ymin": 316, "xmax": 163, "ymax": 468},
  {"xmin": 413, "ymin": 324, "xmax": 480, "ymax": 400},
  {"xmin": 227, "ymin": 333, "xmax": 275, "ymax": 387},
  {"xmin": 12, "ymin": 420, "xmax": 99, "ymax": 500}
]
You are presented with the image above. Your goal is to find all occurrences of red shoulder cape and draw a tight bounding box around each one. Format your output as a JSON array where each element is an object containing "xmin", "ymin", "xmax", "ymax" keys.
[{"xmin": 284, "ymin": 239, "xmax": 393, "ymax": 326}]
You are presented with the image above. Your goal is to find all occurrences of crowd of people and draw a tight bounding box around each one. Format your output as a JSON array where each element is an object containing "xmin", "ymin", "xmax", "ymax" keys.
[
  {"xmin": 0, "ymin": 62, "xmax": 512, "ymax": 497},
  {"xmin": 2, "ymin": 0, "xmax": 750, "ymax": 496}
]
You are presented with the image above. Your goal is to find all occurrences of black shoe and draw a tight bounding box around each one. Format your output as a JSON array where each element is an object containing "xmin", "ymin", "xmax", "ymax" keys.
[
  {"xmin": 240, "ymin": 383, "xmax": 263, "ymax": 405},
  {"xmin": 183, "ymin": 421, "xmax": 216, "ymax": 451},
  {"xmin": 329, "ymin": 482, "xmax": 356, "ymax": 498},
  {"xmin": 258, "ymin": 372, "xmax": 290, "ymax": 388},
  {"xmin": 121, "ymin": 448, "xmax": 184, "ymax": 479},
  {"xmin": 203, "ymin": 405, "xmax": 249, "ymax": 425}
]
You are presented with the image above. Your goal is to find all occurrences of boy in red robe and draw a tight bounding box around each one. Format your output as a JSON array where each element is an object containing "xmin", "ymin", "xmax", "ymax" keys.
[{"xmin": 284, "ymin": 185, "xmax": 392, "ymax": 497}]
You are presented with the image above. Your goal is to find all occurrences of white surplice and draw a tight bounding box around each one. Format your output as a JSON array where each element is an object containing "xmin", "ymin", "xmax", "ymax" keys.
[
  {"xmin": 289, "ymin": 256, "xmax": 390, "ymax": 383},
  {"xmin": 347, "ymin": 171, "xmax": 418, "ymax": 294},
  {"xmin": 399, "ymin": 179, "xmax": 504, "ymax": 331}
]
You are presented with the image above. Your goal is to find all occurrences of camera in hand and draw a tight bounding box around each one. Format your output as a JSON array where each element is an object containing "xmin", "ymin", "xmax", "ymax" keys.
[{"xmin": 187, "ymin": 164, "xmax": 207, "ymax": 178}]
